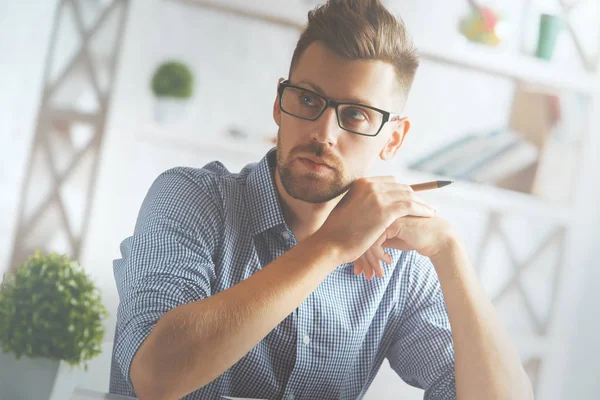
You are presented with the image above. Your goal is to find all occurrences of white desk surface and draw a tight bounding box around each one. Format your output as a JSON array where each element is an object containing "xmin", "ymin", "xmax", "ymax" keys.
[
  {"xmin": 71, "ymin": 388, "xmax": 136, "ymax": 400},
  {"xmin": 72, "ymin": 388, "xmax": 266, "ymax": 400}
]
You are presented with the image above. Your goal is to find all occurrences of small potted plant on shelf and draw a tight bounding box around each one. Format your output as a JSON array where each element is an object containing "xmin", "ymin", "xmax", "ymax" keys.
[
  {"xmin": 0, "ymin": 251, "xmax": 108, "ymax": 400},
  {"xmin": 151, "ymin": 60, "xmax": 195, "ymax": 124}
]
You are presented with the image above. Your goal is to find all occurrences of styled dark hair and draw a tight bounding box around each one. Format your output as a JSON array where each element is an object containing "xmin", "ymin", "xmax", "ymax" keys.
[{"xmin": 289, "ymin": 0, "xmax": 420, "ymax": 95}]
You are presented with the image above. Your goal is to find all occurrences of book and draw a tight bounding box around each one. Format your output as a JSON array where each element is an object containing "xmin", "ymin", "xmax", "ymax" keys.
[
  {"xmin": 408, "ymin": 133, "xmax": 482, "ymax": 174},
  {"xmin": 469, "ymin": 138, "xmax": 538, "ymax": 183},
  {"xmin": 437, "ymin": 130, "xmax": 525, "ymax": 178},
  {"xmin": 409, "ymin": 129, "xmax": 539, "ymax": 186}
]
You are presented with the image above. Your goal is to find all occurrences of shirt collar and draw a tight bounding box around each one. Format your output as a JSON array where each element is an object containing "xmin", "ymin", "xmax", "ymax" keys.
[{"xmin": 246, "ymin": 147, "xmax": 287, "ymax": 236}]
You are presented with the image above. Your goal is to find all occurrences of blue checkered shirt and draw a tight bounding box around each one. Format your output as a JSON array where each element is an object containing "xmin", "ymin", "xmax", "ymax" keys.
[{"xmin": 109, "ymin": 148, "xmax": 456, "ymax": 399}]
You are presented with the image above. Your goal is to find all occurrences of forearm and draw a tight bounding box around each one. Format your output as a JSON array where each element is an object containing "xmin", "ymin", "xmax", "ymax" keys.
[
  {"xmin": 431, "ymin": 239, "xmax": 533, "ymax": 400},
  {"xmin": 131, "ymin": 233, "xmax": 340, "ymax": 400}
]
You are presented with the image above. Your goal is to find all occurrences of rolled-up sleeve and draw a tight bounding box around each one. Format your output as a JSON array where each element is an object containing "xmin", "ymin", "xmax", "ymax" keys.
[
  {"xmin": 386, "ymin": 252, "xmax": 456, "ymax": 400},
  {"xmin": 111, "ymin": 167, "xmax": 222, "ymax": 389}
]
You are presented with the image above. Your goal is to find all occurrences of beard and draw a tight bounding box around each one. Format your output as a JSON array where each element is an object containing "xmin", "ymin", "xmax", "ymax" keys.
[{"xmin": 275, "ymin": 129, "xmax": 354, "ymax": 203}]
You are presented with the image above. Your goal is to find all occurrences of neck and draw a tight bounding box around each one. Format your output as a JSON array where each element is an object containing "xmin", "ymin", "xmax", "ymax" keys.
[{"xmin": 273, "ymin": 167, "xmax": 344, "ymax": 242}]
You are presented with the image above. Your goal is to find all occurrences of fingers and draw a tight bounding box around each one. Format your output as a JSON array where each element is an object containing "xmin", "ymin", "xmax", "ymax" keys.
[
  {"xmin": 354, "ymin": 258, "xmax": 363, "ymax": 275},
  {"xmin": 354, "ymin": 241, "xmax": 393, "ymax": 280},
  {"xmin": 388, "ymin": 197, "xmax": 437, "ymax": 220},
  {"xmin": 365, "ymin": 176, "xmax": 401, "ymax": 183},
  {"xmin": 371, "ymin": 182, "xmax": 413, "ymax": 199},
  {"xmin": 370, "ymin": 184, "xmax": 436, "ymax": 220},
  {"xmin": 359, "ymin": 177, "xmax": 412, "ymax": 195},
  {"xmin": 370, "ymin": 233, "xmax": 392, "ymax": 263},
  {"xmin": 354, "ymin": 252, "xmax": 376, "ymax": 280},
  {"xmin": 369, "ymin": 249, "xmax": 387, "ymax": 279},
  {"xmin": 378, "ymin": 182, "xmax": 414, "ymax": 193},
  {"xmin": 359, "ymin": 178, "xmax": 437, "ymax": 221},
  {"xmin": 358, "ymin": 252, "xmax": 373, "ymax": 280},
  {"xmin": 385, "ymin": 190, "xmax": 436, "ymax": 211},
  {"xmin": 371, "ymin": 244, "xmax": 393, "ymax": 265}
]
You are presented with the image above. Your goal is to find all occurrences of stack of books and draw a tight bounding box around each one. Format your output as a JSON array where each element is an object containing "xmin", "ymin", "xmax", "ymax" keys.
[{"xmin": 408, "ymin": 129, "xmax": 539, "ymax": 185}]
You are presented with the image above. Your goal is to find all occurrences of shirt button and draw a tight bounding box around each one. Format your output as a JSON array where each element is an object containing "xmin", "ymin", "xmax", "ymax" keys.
[
  {"xmin": 286, "ymin": 395, "xmax": 295, "ymax": 400},
  {"xmin": 303, "ymin": 335, "xmax": 310, "ymax": 345},
  {"xmin": 282, "ymin": 231, "xmax": 291, "ymax": 241}
]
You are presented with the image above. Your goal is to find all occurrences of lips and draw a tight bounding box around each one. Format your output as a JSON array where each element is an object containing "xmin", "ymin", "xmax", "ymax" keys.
[{"xmin": 299, "ymin": 156, "xmax": 332, "ymax": 168}]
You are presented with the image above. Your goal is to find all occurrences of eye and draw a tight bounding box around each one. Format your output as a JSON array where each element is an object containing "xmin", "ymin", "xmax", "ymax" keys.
[
  {"xmin": 300, "ymin": 93, "xmax": 319, "ymax": 107},
  {"xmin": 343, "ymin": 107, "xmax": 368, "ymax": 121}
]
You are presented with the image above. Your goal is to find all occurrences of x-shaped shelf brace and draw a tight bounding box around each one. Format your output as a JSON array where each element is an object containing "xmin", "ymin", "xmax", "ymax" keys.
[
  {"xmin": 476, "ymin": 211, "xmax": 566, "ymax": 336},
  {"xmin": 475, "ymin": 211, "xmax": 566, "ymax": 396},
  {"xmin": 523, "ymin": 356, "xmax": 542, "ymax": 396},
  {"xmin": 10, "ymin": 0, "xmax": 129, "ymax": 269},
  {"xmin": 45, "ymin": 0, "xmax": 120, "ymax": 104}
]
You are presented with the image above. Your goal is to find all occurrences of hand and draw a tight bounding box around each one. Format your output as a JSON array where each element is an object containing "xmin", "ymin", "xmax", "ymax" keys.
[
  {"xmin": 315, "ymin": 176, "xmax": 438, "ymax": 265},
  {"xmin": 354, "ymin": 215, "xmax": 456, "ymax": 279}
]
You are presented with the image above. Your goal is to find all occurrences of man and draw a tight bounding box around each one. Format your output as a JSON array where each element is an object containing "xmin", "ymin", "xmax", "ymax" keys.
[{"xmin": 110, "ymin": 1, "xmax": 533, "ymax": 399}]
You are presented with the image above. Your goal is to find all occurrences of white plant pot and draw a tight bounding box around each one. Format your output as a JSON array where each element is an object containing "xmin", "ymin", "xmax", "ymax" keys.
[
  {"xmin": 154, "ymin": 97, "xmax": 188, "ymax": 124},
  {"xmin": 0, "ymin": 351, "xmax": 78, "ymax": 400}
]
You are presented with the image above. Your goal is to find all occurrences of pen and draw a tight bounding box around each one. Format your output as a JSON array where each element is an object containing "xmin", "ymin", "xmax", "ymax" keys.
[{"xmin": 410, "ymin": 180, "xmax": 453, "ymax": 192}]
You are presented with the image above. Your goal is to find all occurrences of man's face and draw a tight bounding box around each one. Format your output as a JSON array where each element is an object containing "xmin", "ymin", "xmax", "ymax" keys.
[{"xmin": 273, "ymin": 41, "xmax": 408, "ymax": 204}]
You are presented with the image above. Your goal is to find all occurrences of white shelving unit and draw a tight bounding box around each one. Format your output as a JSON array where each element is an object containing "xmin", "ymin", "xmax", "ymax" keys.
[
  {"xmin": 162, "ymin": 0, "xmax": 598, "ymax": 220},
  {"xmin": 417, "ymin": 39, "xmax": 598, "ymax": 94}
]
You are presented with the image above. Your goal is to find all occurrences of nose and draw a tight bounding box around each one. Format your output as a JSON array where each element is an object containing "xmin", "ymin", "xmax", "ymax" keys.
[{"xmin": 312, "ymin": 106, "xmax": 343, "ymax": 147}]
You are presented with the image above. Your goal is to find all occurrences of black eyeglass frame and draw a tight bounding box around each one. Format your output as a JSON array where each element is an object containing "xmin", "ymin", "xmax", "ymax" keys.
[{"xmin": 277, "ymin": 79, "xmax": 404, "ymax": 137}]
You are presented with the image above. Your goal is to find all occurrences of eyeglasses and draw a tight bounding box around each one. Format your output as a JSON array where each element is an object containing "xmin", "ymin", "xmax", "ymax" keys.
[{"xmin": 277, "ymin": 80, "xmax": 403, "ymax": 137}]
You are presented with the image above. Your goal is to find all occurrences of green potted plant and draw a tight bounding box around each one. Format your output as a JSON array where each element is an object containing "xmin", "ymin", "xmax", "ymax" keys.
[
  {"xmin": 151, "ymin": 60, "xmax": 195, "ymax": 123},
  {"xmin": 0, "ymin": 251, "xmax": 108, "ymax": 400}
]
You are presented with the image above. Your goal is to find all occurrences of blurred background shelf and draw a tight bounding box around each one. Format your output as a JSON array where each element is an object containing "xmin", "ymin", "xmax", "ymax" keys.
[
  {"xmin": 136, "ymin": 123, "xmax": 276, "ymax": 158},
  {"xmin": 137, "ymin": 124, "xmax": 572, "ymax": 223},
  {"xmin": 175, "ymin": 0, "xmax": 306, "ymax": 29},
  {"xmin": 417, "ymin": 40, "xmax": 598, "ymax": 94},
  {"xmin": 177, "ymin": 0, "xmax": 599, "ymax": 94},
  {"xmin": 397, "ymin": 168, "xmax": 572, "ymax": 223}
]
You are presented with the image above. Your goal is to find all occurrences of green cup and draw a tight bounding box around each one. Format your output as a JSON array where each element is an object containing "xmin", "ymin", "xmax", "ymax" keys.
[{"xmin": 535, "ymin": 13, "xmax": 562, "ymax": 60}]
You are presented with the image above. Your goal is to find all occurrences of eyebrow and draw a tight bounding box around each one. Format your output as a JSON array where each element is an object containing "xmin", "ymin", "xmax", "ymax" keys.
[{"xmin": 295, "ymin": 79, "xmax": 375, "ymax": 107}]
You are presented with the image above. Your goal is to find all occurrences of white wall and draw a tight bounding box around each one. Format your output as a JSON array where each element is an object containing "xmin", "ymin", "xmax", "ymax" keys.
[
  {"xmin": 0, "ymin": 0, "xmax": 59, "ymax": 274},
  {"xmin": 79, "ymin": 0, "xmax": 165, "ymax": 336},
  {"xmin": 560, "ymin": 96, "xmax": 600, "ymax": 399},
  {"xmin": 565, "ymin": 245, "xmax": 600, "ymax": 397},
  {"xmin": 563, "ymin": 240, "xmax": 600, "ymax": 399}
]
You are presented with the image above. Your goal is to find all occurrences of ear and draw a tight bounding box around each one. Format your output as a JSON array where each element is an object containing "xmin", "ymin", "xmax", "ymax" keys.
[
  {"xmin": 380, "ymin": 118, "xmax": 410, "ymax": 161},
  {"xmin": 273, "ymin": 78, "xmax": 285, "ymax": 127}
]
